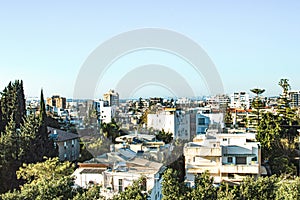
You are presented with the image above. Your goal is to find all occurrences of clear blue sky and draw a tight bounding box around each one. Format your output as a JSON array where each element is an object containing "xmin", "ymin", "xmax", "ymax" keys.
[{"xmin": 1, "ymin": 1, "xmax": 300, "ymax": 98}]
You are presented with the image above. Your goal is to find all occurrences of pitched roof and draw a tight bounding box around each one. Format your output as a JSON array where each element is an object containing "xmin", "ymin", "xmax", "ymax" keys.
[{"xmin": 47, "ymin": 127, "xmax": 80, "ymax": 142}]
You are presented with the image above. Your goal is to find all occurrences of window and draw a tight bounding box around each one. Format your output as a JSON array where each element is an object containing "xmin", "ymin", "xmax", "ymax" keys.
[
  {"xmin": 72, "ymin": 139, "xmax": 75, "ymax": 147},
  {"xmin": 236, "ymin": 157, "xmax": 247, "ymax": 165},
  {"xmin": 223, "ymin": 138, "xmax": 227, "ymax": 141},
  {"xmin": 118, "ymin": 179, "xmax": 123, "ymax": 192},
  {"xmin": 228, "ymin": 173, "xmax": 234, "ymax": 179},
  {"xmin": 198, "ymin": 118, "xmax": 205, "ymax": 125},
  {"xmin": 227, "ymin": 157, "xmax": 233, "ymax": 163},
  {"xmin": 64, "ymin": 141, "xmax": 67, "ymax": 148}
]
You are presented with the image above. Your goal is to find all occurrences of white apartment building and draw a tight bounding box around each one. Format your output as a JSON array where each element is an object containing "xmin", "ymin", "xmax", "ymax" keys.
[
  {"xmin": 147, "ymin": 108, "xmax": 191, "ymax": 140},
  {"xmin": 184, "ymin": 131, "xmax": 262, "ymax": 185},
  {"xmin": 230, "ymin": 92, "xmax": 250, "ymax": 110},
  {"xmin": 94, "ymin": 100, "xmax": 115, "ymax": 124}
]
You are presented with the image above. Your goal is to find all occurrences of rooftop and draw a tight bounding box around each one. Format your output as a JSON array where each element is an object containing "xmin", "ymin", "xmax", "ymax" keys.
[{"xmin": 47, "ymin": 127, "xmax": 80, "ymax": 142}]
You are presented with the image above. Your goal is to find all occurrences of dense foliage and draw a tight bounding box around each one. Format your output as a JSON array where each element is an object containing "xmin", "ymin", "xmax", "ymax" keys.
[
  {"xmin": 161, "ymin": 169, "xmax": 300, "ymax": 200},
  {"xmin": 0, "ymin": 81, "xmax": 57, "ymax": 193},
  {"xmin": 256, "ymin": 79, "xmax": 299, "ymax": 176}
]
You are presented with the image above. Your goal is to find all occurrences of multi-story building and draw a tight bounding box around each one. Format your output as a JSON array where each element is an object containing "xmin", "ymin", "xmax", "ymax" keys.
[
  {"xmin": 230, "ymin": 92, "xmax": 250, "ymax": 110},
  {"xmin": 72, "ymin": 149, "xmax": 166, "ymax": 200},
  {"xmin": 46, "ymin": 95, "xmax": 66, "ymax": 109},
  {"xmin": 189, "ymin": 108, "xmax": 224, "ymax": 135},
  {"xmin": 147, "ymin": 108, "xmax": 190, "ymax": 140},
  {"xmin": 184, "ymin": 130, "xmax": 262, "ymax": 185},
  {"xmin": 94, "ymin": 100, "xmax": 115, "ymax": 124},
  {"xmin": 289, "ymin": 91, "xmax": 300, "ymax": 107},
  {"xmin": 195, "ymin": 113, "xmax": 210, "ymax": 134},
  {"xmin": 47, "ymin": 127, "xmax": 80, "ymax": 161},
  {"xmin": 103, "ymin": 89, "xmax": 119, "ymax": 107}
]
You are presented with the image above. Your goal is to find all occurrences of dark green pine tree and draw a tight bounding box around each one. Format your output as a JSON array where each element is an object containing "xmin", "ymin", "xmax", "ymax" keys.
[
  {"xmin": 39, "ymin": 89, "xmax": 46, "ymax": 122},
  {"xmin": 15, "ymin": 80, "xmax": 26, "ymax": 129},
  {"xmin": 35, "ymin": 89, "xmax": 58, "ymax": 160},
  {"xmin": 20, "ymin": 115, "xmax": 41, "ymax": 163},
  {"xmin": 0, "ymin": 80, "xmax": 26, "ymax": 131},
  {"xmin": 0, "ymin": 115, "xmax": 24, "ymax": 193}
]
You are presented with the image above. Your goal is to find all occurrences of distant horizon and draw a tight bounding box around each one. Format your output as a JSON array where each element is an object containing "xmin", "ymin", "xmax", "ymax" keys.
[{"xmin": 1, "ymin": 1, "xmax": 300, "ymax": 99}]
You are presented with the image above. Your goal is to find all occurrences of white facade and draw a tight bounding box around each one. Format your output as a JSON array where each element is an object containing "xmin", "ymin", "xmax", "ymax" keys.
[
  {"xmin": 147, "ymin": 108, "xmax": 190, "ymax": 140},
  {"xmin": 230, "ymin": 92, "xmax": 250, "ymax": 109},
  {"xmin": 184, "ymin": 131, "xmax": 261, "ymax": 185},
  {"xmin": 103, "ymin": 158, "xmax": 165, "ymax": 200},
  {"xmin": 94, "ymin": 100, "xmax": 115, "ymax": 124},
  {"xmin": 73, "ymin": 168, "xmax": 105, "ymax": 188},
  {"xmin": 72, "ymin": 152, "xmax": 165, "ymax": 200}
]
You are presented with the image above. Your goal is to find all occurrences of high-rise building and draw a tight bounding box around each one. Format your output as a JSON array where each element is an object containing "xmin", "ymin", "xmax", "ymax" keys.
[
  {"xmin": 103, "ymin": 89, "xmax": 119, "ymax": 106},
  {"xmin": 46, "ymin": 95, "xmax": 66, "ymax": 109},
  {"xmin": 289, "ymin": 91, "xmax": 300, "ymax": 107},
  {"xmin": 230, "ymin": 92, "xmax": 250, "ymax": 110}
]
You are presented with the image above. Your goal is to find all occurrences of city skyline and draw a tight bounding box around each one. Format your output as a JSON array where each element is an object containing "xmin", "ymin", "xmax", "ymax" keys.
[{"xmin": 1, "ymin": 1, "xmax": 300, "ymax": 98}]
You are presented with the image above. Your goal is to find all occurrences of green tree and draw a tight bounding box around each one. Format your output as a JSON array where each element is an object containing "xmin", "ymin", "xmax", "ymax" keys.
[
  {"xmin": 1, "ymin": 158, "xmax": 75, "ymax": 200},
  {"xmin": 217, "ymin": 182, "xmax": 239, "ymax": 200},
  {"xmin": 0, "ymin": 80, "xmax": 26, "ymax": 131},
  {"xmin": 0, "ymin": 116, "xmax": 23, "ymax": 192},
  {"xmin": 73, "ymin": 185, "xmax": 104, "ymax": 200},
  {"xmin": 189, "ymin": 171, "xmax": 217, "ymax": 200},
  {"xmin": 101, "ymin": 120, "xmax": 121, "ymax": 143},
  {"xmin": 35, "ymin": 89, "xmax": 58, "ymax": 160},
  {"xmin": 156, "ymin": 129, "xmax": 173, "ymax": 144},
  {"xmin": 162, "ymin": 168, "xmax": 186, "ymax": 200},
  {"xmin": 113, "ymin": 176, "xmax": 148, "ymax": 200},
  {"xmin": 240, "ymin": 176, "xmax": 279, "ymax": 200},
  {"xmin": 256, "ymin": 79, "xmax": 299, "ymax": 176},
  {"xmin": 256, "ymin": 112, "xmax": 281, "ymax": 151},
  {"xmin": 275, "ymin": 177, "xmax": 300, "ymax": 200},
  {"xmin": 250, "ymin": 88, "xmax": 265, "ymax": 127}
]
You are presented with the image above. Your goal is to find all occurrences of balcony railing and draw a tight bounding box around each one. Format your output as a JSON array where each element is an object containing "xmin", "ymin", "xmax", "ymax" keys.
[
  {"xmin": 186, "ymin": 166, "xmax": 220, "ymax": 174},
  {"xmin": 221, "ymin": 164, "xmax": 259, "ymax": 174},
  {"xmin": 184, "ymin": 147, "xmax": 221, "ymax": 157}
]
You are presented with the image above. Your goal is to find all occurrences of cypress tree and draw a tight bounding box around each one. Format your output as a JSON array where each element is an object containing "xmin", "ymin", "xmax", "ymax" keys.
[
  {"xmin": 39, "ymin": 89, "xmax": 46, "ymax": 122},
  {"xmin": 0, "ymin": 80, "xmax": 26, "ymax": 131}
]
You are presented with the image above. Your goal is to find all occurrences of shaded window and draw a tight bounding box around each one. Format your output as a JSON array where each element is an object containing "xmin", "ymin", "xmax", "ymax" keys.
[
  {"xmin": 227, "ymin": 157, "xmax": 233, "ymax": 163},
  {"xmin": 236, "ymin": 157, "xmax": 247, "ymax": 165},
  {"xmin": 118, "ymin": 179, "xmax": 123, "ymax": 192},
  {"xmin": 198, "ymin": 118, "xmax": 205, "ymax": 125}
]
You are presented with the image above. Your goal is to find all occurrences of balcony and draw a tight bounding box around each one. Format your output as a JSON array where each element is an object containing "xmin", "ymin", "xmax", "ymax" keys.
[
  {"xmin": 184, "ymin": 146, "xmax": 221, "ymax": 157},
  {"xmin": 221, "ymin": 164, "xmax": 259, "ymax": 174},
  {"xmin": 186, "ymin": 165, "xmax": 219, "ymax": 174}
]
